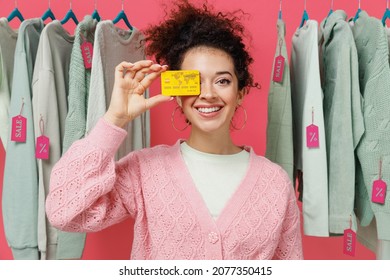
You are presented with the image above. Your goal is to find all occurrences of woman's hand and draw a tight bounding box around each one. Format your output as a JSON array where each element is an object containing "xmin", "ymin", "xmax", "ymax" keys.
[{"xmin": 104, "ymin": 60, "xmax": 170, "ymax": 128}]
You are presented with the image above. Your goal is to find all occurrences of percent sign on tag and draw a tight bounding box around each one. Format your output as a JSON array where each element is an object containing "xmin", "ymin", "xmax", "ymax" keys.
[
  {"xmin": 372, "ymin": 158, "xmax": 387, "ymax": 204},
  {"xmin": 372, "ymin": 180, "xmax": 386, "ymax": 204},
  {"xmin": 35, "ymin": 116, "xmax": 50, "ymax": 160},
  {"xmin": 306, "ymin": 107, "xmax": 320, "ymax": 148},
  {"xmin": 36, "ymin": 135, "xmax": 50, "ymax": 160},
  {"xmin": 306, "ymin": 124, "xmax": 319, "ymax": 148}
]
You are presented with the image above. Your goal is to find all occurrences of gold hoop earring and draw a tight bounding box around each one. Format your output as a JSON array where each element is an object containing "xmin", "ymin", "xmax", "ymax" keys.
[
  {"xmin": 231, "ymin": 104, "xmax": 247, "ymax": 131},
  {"xmin": 171, "ymin": 106, "xmax": 190, "ymax": 132}
]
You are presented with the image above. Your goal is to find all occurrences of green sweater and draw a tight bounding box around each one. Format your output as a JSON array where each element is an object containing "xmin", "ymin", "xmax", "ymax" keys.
[
  {"xmin": 265, "ymin": 19, "xmax": 294, "ymax": 183},
  {"xmin": 2, "ymin": 18, "xmax": 44, "ymax": 260},
  {"xmin": 63, "ymin": 16, "xmax": 97, "ymax": 153},
  {"xmin": 319, "ymin": 10, "xmax": 364, "ymax": 235},
  {"xmin": 352, "ymin": 11, "xmax": 390, "ymax": 241}
]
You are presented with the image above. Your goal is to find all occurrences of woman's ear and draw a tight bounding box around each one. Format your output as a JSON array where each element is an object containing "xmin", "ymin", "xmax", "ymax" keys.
[{"xmin": 237, "ymin": 88, "xmax": 247, "ymax": 105}]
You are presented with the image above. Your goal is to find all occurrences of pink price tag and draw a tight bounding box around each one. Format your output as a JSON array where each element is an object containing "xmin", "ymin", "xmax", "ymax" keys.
[
  {"xmin": 306, "ymin": 124, "xmax": 319, "ymax": 148},
  {"xmin": 343, "ymin": 228, "xmax": 356, "ymax": 257},
  {"xmin": 35, "ymin": 135, "xmax": 50, "ymax": 159},
  {"xmin": 11, "ymin": 115, "xmax": 27, "ymax": 142},
  {"xmin": 272, "ymin": 55, "xmax": 285, "ymax": 83},
  {"xmin": 372, "ymin": 179, "xmax": 387, "ymax": 204},
  {"xmin": 81, "ymin": 41, "xmax": 93, "ymax": 69}
]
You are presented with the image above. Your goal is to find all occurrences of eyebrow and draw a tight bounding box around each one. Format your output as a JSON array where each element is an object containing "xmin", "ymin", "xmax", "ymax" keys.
[{"xmin": 215, "ymin": 71, "xmax": 233, "ymax": 76}]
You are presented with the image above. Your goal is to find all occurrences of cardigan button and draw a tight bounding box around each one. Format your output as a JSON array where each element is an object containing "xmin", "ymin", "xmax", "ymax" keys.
[{"xmin": 208, "ymin": 232, "xmax": 219, "ymax": 244}]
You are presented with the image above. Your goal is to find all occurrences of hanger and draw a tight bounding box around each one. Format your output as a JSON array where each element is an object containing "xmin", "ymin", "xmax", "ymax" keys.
[
  {"xmin": 42, "ymin": 0, "xmax": 56, "ymax": 22},
  {"xmin": 61, "ymin": 1, "xmax": 79, "ymax": 25},
  {"xmin": 323, "ymin": 0, "xmax": 334, "ymax": 26},
  {"xmin": 299, "ymin": 0, "xmax": 309, "ymax": 28},
  {"xmin": 382, "ymin": 0, "xmax": 390, "ymax": 26},
  {"xmin": 113, "ymin": 0, "xmax": 133, "ymax": 30},
  {"xmin": 278, "ymin": 0, "xmax": 282, "ymax": 20},
  {"xmin": 91, "ymin": 0, "xmax": 101, "ymax": 21},
  {"xmin": 353, "ymin": 0, "xmax": 362, "ymax": 22},
  {"xmin": 327, "ymin": 0, "xmax": 334, "ymax": 18},
  {"xmin": 7, "ymin": 1, "xmax": 24, "ymax": 23}
]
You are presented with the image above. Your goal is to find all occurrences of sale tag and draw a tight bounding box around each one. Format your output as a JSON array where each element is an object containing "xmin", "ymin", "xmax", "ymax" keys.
[
  {"xmin": 35, "ymin": 135, "xmax": 50, "ymax": 159},
  {"xmin": 343, "ymin": 228, "xmax": 356, "ymax": 257},
  {"xmin": 272, "ymin": 55, "xmax": 285, "ymax": 83},
  {"xmin": 161, "ymin": 70, "xmax": 200, "ymax": 96},
  {"xmin": 372, "ymin": 179, "xmax": 387, "ymax": 204},
  {"xmin": 81, "ymin": 41, "xmax": 93, "ymax": 69},
  {"xmin": 11, "ymin": 115, "xmax": 27, "ymax": 142},
  {"xmin": 306, "ymin": 124, "xmax": 319, "ymax": 148}
]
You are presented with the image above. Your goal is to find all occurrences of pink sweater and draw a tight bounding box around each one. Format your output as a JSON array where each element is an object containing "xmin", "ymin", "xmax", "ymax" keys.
[{"xmin": 46, "ymin": 118, "xmax": 303, "ymax": 260}]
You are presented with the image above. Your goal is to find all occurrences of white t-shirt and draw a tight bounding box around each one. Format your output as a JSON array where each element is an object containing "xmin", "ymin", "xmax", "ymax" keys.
[{"xmin": 180, "ymin": 142, "xmax": 250, "ymax": 219}]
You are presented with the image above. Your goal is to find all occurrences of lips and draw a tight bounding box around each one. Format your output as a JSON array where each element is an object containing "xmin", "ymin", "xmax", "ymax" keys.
[{"xmin": 196, "ymin": 106, "xmax": 222, "ymax": 114}]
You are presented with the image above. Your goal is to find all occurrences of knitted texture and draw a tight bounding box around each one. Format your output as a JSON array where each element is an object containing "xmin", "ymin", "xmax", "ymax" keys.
[
  {"xmin": 59, "ymin": 16, "xmax": 97, "ymax": 259},
  {"xmin": 63, "ymin": 16, "xmax": 97, "ymax": 153},
  {"xmin": 387, "ymin": 27, "xmax": 390, "ymax": 62},
  {"xmin": 46, "ymin": 118, "xmax": 303, "ymax": 260},
  {"xmin": 352, "ymin": 11, "xmax": 390, "ymax": 241}
]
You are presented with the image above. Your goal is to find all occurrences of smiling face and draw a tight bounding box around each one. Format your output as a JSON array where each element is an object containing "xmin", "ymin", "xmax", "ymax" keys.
[{"xmin": 178, "ymin": 46, "xmax": 244, "ymax": 136}]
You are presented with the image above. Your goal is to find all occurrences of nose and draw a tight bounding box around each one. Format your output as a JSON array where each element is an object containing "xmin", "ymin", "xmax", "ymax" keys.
[{"xmin": 199, "ymin": 81, "xmax": 217, "ymax": 99}]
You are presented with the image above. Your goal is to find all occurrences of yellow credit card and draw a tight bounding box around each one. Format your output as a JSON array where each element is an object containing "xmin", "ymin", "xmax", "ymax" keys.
[{"xmin": 161, "ymin": 70, "xmax": 200, "ymax": 96}]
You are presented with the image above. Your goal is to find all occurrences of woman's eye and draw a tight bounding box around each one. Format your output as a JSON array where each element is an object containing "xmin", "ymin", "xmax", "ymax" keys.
[{"xmin": 217, "ymin": 78, "xmax": 231, "ymax": 85}]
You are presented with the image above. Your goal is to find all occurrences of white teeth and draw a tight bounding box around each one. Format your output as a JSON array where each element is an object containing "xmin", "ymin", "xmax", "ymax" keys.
[{"xmin": 197, "ymin": 107, "xmax": 221, "ymax": 113}]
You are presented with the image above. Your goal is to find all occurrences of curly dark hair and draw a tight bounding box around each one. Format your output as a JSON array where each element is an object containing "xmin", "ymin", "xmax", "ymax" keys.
[{"xmin": 143, "ymin": 0, "xmax": 257, "ymax": 93}]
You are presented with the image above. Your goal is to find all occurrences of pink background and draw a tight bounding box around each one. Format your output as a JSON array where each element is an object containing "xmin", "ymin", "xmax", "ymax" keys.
[{"xmin": 0, "ymin": 0, "xmax": 384, "ymax": 260}]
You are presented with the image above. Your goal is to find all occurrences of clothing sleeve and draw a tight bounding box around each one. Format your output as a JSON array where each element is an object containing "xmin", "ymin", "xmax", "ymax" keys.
[
  {"xmin": 45, "ymin": 118, "xmax": 137, "ymax": 232},
  {"xmin": 265, "ymin": 19, "xmax": 294, "ymax": 182},
  {"xmin": 322, "ymin": 22, "xmax": 364, "ymax": 235},
  {"xmin": 272, "ymin": 173, "xmax": 304, "ymax": 260},
  {"xmin": 32, "ymin": 68, "xmax": 52, "ymax": 258},
  {"xmin": 290, "ymin": 22, "xmax": 329, "ymax": 237},
  {"xmin": 63, "ymin": 29, "xmax": 88, "ymax": 153},
  {"xmin": 86, "ymin": 29, "xmax": 106, "ymax": 134}
]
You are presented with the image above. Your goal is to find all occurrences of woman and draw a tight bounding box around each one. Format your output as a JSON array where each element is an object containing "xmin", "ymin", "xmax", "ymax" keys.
[{"xmin": 46, "ymin": 0, "xmax": 303, "ymax": 260}]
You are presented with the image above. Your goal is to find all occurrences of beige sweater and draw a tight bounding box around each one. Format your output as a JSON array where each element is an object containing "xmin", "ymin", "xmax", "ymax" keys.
[{"xmin": 86, "ymin": 21, "xmax": 150, "ymax": 160}]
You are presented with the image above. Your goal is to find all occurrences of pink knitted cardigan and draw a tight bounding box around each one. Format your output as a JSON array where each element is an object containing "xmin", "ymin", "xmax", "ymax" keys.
[{"xmin": 46, "ymin": 118, "xmax": 303, "ymax": 260}]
